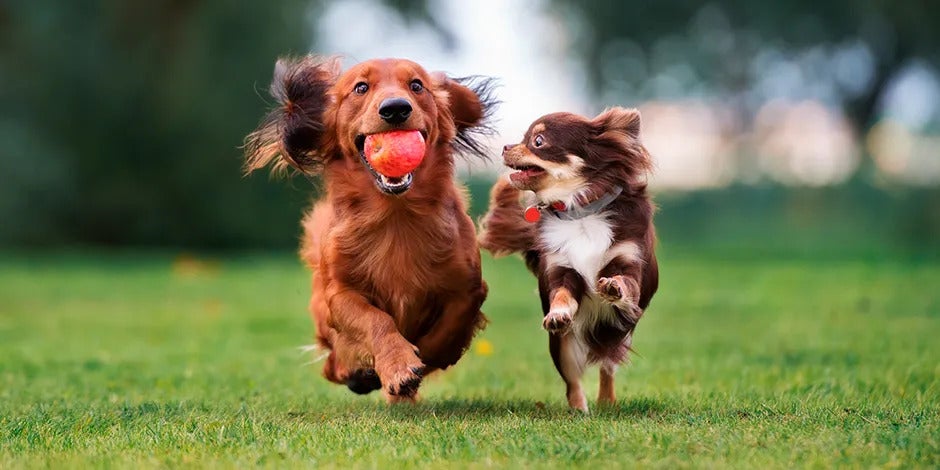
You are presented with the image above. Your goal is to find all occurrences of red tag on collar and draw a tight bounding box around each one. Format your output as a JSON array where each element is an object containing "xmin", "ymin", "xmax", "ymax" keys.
[{"xmin": 524, "ymin": 205, "xmax": 541, "ymax": 223}]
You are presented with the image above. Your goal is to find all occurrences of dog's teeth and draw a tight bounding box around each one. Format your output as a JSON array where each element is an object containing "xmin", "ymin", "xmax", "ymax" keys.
[{"xmin": 379, "ymin": 173, "xmax": 413, "ymax": 187}]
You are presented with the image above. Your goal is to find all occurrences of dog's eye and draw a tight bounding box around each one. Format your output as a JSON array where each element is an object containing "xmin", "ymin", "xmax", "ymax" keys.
[
  {"xmin": 354, "ymin": 82, "xmax": 369, "ymax": 95},
  {"xmin": 533, "ymin": 134, "xmax": 545, "ymax": 148},
  {"xmin": 410, "ymin": 79, "xmax": 424, "ymax": 93}
]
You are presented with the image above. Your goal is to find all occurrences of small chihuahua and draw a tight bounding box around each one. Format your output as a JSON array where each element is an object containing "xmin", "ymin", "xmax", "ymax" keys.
[{"xmin": 479, "ymin": 107, "xmax": 659, "ymax": 412}]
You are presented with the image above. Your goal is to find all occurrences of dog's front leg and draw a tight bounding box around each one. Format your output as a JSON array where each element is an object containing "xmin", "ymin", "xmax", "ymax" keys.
[
  {"xmin": 596, "ymin": 256, "xmax": 644, "ymax": 325},
  {"xmin": 541, "ymin": 266, "xmax": 586, "ymax": 334},
  {"xmin": 416, "ymin": 279, "xmax": 488, "ymax": 370},
  {"xmin": 327, "ymin": 289, "xmax": 424, "ymax": 401},
  {"xmin": 542, "ymin": 266, "xmax": 589, "ymax": 411}
]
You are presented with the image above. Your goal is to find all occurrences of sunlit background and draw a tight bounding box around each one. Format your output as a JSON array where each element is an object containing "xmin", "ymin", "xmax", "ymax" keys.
[
  {"xmin": 316, "ymin": 0, "xmax": 940, "ymax": 189},
  {"xmin": 2, "ymin": 0, "xmax": 938, "ymax": 256}
]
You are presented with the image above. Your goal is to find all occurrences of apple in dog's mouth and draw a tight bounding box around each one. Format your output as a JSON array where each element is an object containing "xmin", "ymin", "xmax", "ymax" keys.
[{"xmin": 355, "ymin": 130, "xmax": 427, "ymax": 195}]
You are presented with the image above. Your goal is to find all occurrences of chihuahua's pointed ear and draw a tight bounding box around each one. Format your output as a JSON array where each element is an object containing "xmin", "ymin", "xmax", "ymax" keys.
[
  {"xmin": 592, "ymin": 107, "xmax": 641, "ymax": 139},
  {"xmin": 244, "ymin": 55, "xmax": 341, "ymax": 176},
  {"xmin": 591, "ymin": 106, "xmax": 652, "ymax": 176},
  {"xmin": 433, "ymin": 73, "xmax": 499, "ymax": 159}
]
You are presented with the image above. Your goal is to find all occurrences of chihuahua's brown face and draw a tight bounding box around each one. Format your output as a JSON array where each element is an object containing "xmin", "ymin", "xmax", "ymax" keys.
[
  {"xmin": 503, "ymin": 113, "xmax": 590, "ymax": 201},
  {"xmin": 502, "ymin": 108, "xmax": 649, "ymax": 204}
]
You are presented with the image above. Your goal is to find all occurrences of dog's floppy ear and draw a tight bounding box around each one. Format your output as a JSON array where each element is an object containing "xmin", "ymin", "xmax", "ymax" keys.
[
  {"xmin": 244, "ymin": 55, "xmax": 341, "ymax": 176},
  {"xmin": 590, "ymin": 106, "xmax": 652, "ymax": 175},
  {"xmin": 433, "ymin": 74, "xmax": 498, "ymax": 159}
]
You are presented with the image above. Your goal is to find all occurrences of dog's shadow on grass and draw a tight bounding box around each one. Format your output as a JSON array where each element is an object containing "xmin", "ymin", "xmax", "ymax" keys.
[{"xmin": 376, "ymin": 396, "xmax": 668, "ymax": 421}]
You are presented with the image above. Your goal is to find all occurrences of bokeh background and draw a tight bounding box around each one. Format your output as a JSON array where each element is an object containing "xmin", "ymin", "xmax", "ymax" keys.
[
  {"xmin": 2, "ymin": 3, "xmax": 939, "ymax": 465},
  {"xmin": 2, "ymin": 0, "xmax": 938, "ymax": 257}
]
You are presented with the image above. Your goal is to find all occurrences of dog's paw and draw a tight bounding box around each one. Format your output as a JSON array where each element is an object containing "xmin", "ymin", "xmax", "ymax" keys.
[
  {"xmin": 598, "ymin": 277, "xmax": 643, "ymax": 324},
  {"xmin": 385, "ymin": 365, "xmax": 425, "ymax": 397},
  {"xmin": 543, "ymin": 309, "xmax": 573, "ymax": 334},
  {"xmin": 375, "ymin": 336, "xmax": 425, "ymax": 399},
  {"xmin": 386, "ymin": 392, "xmax": 420, "ymax": 405},
  {"xmin": 597, "ymin": 277, "xmax": 626, "ymax": 303}
]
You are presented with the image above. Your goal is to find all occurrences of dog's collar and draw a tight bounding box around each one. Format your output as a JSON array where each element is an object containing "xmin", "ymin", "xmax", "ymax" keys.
[{"xmin": 524, "ymin": 186, "xmax": 623, "ymax": 223}]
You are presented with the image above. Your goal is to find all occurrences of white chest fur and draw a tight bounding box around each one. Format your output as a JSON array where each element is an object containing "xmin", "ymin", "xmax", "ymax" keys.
[{"xmin": 540, "ymin": 212, "xmax": 614, "ymax": 288}]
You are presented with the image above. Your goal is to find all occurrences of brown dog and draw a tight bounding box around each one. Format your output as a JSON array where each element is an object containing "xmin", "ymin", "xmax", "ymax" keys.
[
  {"xmin": 245, "ymin": 56, "xmax": 495, "ymax": 403},
  {"xmin": 479, "ymin": 108, "xmax": 658, "ymax": 411}
]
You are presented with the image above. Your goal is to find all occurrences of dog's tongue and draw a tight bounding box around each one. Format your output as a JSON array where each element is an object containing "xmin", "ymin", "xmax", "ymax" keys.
[
  {"xmin": 364, "ymin": 130, "xmax": 426, "ymax": 178},
  {"xmin": 510, "ymin": 168, "xmax": 541, "ymax": 183}
]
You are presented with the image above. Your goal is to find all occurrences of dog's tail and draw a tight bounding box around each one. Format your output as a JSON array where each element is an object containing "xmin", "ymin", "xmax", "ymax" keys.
[{"xmin": 478, "ymin": 177, "xmax": 538, "ymax": 257}]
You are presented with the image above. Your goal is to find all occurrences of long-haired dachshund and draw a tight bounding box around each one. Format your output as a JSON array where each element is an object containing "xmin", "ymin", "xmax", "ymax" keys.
[
  {"xmin": 245, "ymin": 56, "xmax": 496, "ymax": 403},
  {"xmin": 479, "ymin": 108, "xmax": 659, "ymax": 411}
]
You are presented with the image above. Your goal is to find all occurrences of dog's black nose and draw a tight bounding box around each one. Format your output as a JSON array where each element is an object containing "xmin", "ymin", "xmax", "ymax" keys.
[{"xmin": 378, "ymin": 97, "xmax": 413, "ymax": 124}]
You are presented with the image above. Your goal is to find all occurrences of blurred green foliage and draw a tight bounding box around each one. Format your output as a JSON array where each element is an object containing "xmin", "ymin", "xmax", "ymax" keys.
[
  {"xmin": 548, "ymin": 0, "xmax": 940, "ymax": 131},
  {"xmin": 464, "ymin": 179, "xmax": 940, "ymax": 260},
  {"xmin": 0, "ymin": 0, "xmax": 315, "ymax": 248},
  {"xmin": 0, "ymin": 1, "xmax": 937, "ymax": 254},
  {"xmin": 546, "ymin": 0, "xmax": 940, "ymax": 184}
]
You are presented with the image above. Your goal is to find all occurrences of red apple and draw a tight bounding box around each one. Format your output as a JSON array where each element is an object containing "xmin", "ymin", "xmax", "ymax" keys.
[{"xmin": 364, "ymin": 130, "xmax": 426, "ymax": 177}]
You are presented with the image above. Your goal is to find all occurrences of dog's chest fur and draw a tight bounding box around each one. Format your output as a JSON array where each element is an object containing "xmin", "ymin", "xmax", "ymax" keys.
[
  {"xmin": 539, "ymin": 212, "xmax": 618, "ymax": 334},
  {"xmin": 540, "ymin": 212, "xmax": 614, "ymax": 288},
  {"xmin": 539, "ymin": 210, "xmax": 638, "ymax": 357}
]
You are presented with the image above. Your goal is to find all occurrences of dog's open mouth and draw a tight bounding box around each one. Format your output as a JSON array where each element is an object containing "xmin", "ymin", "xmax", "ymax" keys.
[
  {"xmin": 507, "ymin": 162, "xmax": 547, "ymax": 183},
  {"xmin": 355, "ymin": 133, "xmax": 425, "ymax": 195}
]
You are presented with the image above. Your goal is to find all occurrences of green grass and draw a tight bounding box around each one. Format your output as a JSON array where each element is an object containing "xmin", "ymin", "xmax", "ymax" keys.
[{"xmin": 0, "ymin": 250, "xmax": 938, "ymax": 468}]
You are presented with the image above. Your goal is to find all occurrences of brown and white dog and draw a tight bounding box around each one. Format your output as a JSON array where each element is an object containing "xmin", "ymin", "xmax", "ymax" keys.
[
  {"xmin": 479, "ymin": 107, "xmax": 659, "ymax": 411},
  {"xmin": 244, "ymin": 56, "xmax": 495, "ymax": 403}
]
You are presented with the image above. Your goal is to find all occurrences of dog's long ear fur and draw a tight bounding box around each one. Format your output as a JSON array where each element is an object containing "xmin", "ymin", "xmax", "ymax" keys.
[
  {"xmin": 590, "ymin": 107, "xmax": 652, "ymax": 177},
  {"xmin": 434, "ymin": 74, "xmax": 499, "ymax": 160},
  {"xmin": 244, "ymin": 55, "xmax": 341, "ymax": 176}
]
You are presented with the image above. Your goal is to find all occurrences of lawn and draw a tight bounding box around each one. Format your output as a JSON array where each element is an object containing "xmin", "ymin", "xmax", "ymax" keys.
[{"xmin": 0, "ymin": 250, "xmax": 937, "ymax": 468}]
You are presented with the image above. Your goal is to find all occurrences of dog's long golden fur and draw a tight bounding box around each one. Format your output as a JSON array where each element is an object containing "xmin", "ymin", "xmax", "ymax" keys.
[{"xmin": 246, "ymin": 56, "xmax": 496, "ymax": 402}]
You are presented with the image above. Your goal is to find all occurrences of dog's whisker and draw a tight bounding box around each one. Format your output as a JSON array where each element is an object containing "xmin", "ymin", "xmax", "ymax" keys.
[{"xmin": 302, "ymin": 351, "xmax": 330, "ymax": 366}]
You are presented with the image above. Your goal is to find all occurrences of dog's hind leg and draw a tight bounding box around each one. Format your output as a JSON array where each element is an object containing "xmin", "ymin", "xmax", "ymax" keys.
[
  {"xmin": 384, "ymin": 390, "xmax": 420, "ymax": 405},
  {"xmin": 549, "ymin": 333, "xmax": 589, "ymax": 412},
  {"xmin": 598, "ymin": 361, "xmax": 617, "ymax": 406}
]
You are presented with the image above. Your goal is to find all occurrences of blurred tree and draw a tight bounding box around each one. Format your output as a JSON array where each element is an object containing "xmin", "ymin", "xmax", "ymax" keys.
[
  {"xmin": 543, "ymin": 0, "xmax": 940, "ymax": 176},
  {"xmin": 0, "ymin": 0, "xmax": 324, "ymax": 247},
  {"xmin": 1, "ymin": 0, "xmax": 937, "ymax": 251},
  {"xmin": 534, "ymin": 0, "xmax": 940, "ymax": 244},
  {"xmin": 0, "ymin": 0, "xmax": 444, "ymax": 249}
]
